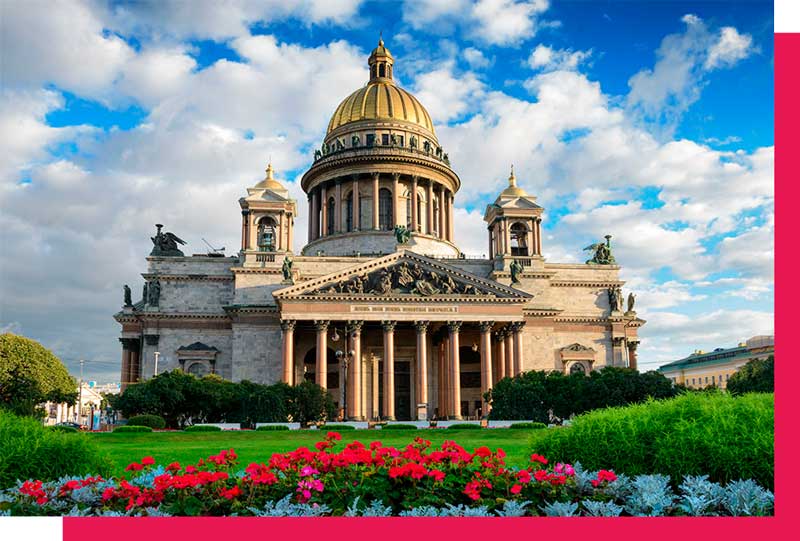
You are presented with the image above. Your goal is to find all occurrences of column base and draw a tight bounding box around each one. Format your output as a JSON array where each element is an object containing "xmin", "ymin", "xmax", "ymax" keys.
[
  {"xmin": 383, "ymin": 416, "xmax": 396, "ymax": 421},
  {"xmin": 447, "ymin": 415, "xmax": 463, "ymax": 421}
]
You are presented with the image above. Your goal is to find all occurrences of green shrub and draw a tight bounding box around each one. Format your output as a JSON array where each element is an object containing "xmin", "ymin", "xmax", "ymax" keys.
[
  {"xmin": 381, "ymin": 424, "xmax": 419, "ymax": 430},
  {"xmin": 529, "ymin": 392, "xmax": 774, "ymax": 489},
  {"xmin": 0, "ymin": 411, "xmax": 111, "ymax": 488},
  {"xmin": 509, "ymin": 422, "xmax": 547, "ymax": 430},
  {"xmin": 126, "ymin": 414, "xmax": 166, "ymax": 429},
  {"xmin": 113, "ymin": 425, "xmax": 152, "ymax": 433},
  {"xmin": 321, "ymin": 424, "xmax": 356, "ymax": 430},
  {"xmin": 446, "ymin": 423, "xmax": 482, "ymax": 430},
  {"xmin": 48, "ymin": 425, "xmax": 78, "ymax": 433},
  {"xmin": 255, "ymin": 425, "xmax": 290, "ymax": 431},
  {"xmin": 184, "ymin": 425, "xmax": 222, "ymax": 432}
]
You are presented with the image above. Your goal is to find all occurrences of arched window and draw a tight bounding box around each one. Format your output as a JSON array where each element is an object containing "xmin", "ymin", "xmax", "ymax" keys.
[
  {"xmin": 379, "ymin": 64, "xmax": 385, "ymax": 78},
  {"xmin": 187, "ymin": 362, "xmax": 210, "ymax": 377},
  {"xmin": 257, "ymin": 217, "xmax": 276, "ymax": 252},
  {"xmin": 327, "ymin": 197, "xmax": 335, "ymax": 235},
  {"xmin": 570, "ymin": 363, "xmax": 586, "ymax": 375},
  {"xmin": 433, "ymin": 194, "xmax": 440, "ymax": 236},
  {"xmin": 379, "ymin": 188, "xmax": 393, "ymax": 230},
  {"xmin": 346, "ymin": 192, "xmax": 353, "ymax": 232},
  {"xmin": 510, "ymin": 222, "xmax": 529, "ymax": 256},
  {"xmin": 417, "ymin": 192, "xmax": 426, "ymax": 234},
  {"xmin": 360, "ymin": 192, "xmax": 371, "ymax": 230}
]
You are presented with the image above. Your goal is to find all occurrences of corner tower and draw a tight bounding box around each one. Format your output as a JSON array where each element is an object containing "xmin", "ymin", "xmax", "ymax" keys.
[
  {"xmin": 301, "ymin": 38, "xmax": 461, "ymax": 257},
  {"xmin": 239, "ymin": 162, "xmax": 297, "ymax": 262}
]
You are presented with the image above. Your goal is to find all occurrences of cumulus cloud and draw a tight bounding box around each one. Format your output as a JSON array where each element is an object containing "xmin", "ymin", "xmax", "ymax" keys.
[
  {"xmin": 413, "ymin": 65, "xmax": 486, "ymax": 123},
  {"xmin": 402, "ymin": 0, "xmax": 551, "ymax": 46},
  {"xmin": 626, "ymin": 14, "xmax": 755, "ymax": 135},
  {"xmin": 463, "ymin": 47, "xmax": 492, "ymax": 69},
  {"xmin": 528, "ymin": 44, "xmax": 591, "ymax": 71}
]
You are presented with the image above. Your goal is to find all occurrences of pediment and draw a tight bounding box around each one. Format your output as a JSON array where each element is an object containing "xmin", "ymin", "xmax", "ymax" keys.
[
  {"xmin": 244, "ymin": 188, "xmax": 291, "ymax": 202},
  {"xmin": 274, "ymin": 251, "xmax": 531, "ymax": 302},
  {"xmin": 497, "ymin": 197, "xmax": 541, "ymax": 209},
  {"xmin": 561, "ymin": 343, "xmax": 595, "ymax": 353}
]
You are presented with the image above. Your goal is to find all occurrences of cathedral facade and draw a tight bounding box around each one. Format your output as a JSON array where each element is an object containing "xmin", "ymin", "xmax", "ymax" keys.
[{"xmin": 115, "ymin": 40, "xmax": 644, "ymax": 421}]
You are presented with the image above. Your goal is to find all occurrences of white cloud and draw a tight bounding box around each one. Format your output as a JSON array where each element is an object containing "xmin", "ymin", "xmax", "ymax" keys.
[
  {"xmin": 705, "ymin": 27, "xmax": 754, "ymax": 70},
  {"xmin": 413, "ymin": 66, "xmax": 486, "ymax": 123},
  {"xmin": 463, "ymin": 47, "xmax": 492, "ymax": 69},
  {"xmin": 402, "ymin": 0, "xmax": 551, "ymax": 46},
  {"xmin": 528, "ymin": 44, "xmax": 591, "ymax": 71},
  {"xmin": 626, "ymin": 14, "xmax": 755, "ymax": 134}
]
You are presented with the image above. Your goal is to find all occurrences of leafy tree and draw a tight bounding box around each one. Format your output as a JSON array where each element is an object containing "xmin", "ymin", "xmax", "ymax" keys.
[
  {"xmin": 487, "ymin": 367, "xmax": 680, "ymax": 421},
  {"xmin": 288, "ymin": 381, "xmax": 337, "ymax": 424},
  {"xmin": 727, "ymin": 356, "xmax": 774, "ymax": 395},
  {"xmin": 0, "ymin": 334, "xmax": 76, "ymax": 417}
]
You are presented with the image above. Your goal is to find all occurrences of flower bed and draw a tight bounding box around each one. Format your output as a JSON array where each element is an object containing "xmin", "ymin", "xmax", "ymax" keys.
[{"xmin": 0, "ymin": 432, "xmax": 773, "ymax": 517}]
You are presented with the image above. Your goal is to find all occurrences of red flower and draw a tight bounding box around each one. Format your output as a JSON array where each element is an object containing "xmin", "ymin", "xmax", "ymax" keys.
[
  {"xmin": 370, "ymin": 441, "xmax": 383, "ymax": 450},
  {"xmin": 125, "ymin": 462, "xmax": 144, "ymax": 472},
  {"xmin": 220, "ymin": 486, "xmax": 242, "ymax": 500},
  {"xmin": 141, "ymin": 456, "xmax": 155, "ymax": 466},
  {"xmin": 517, "ymin": 469, "xmax": 532, "ymax": 484},
  {"xmin": 597, "ymin": 470, "xmax": 617, "ymax": 482},
  {"xmin": 166, "ymin": 462, "xmax": 181, "ymax": 472},
  {"xmin": 326, "ymin": 431, "xmax": 342, "ymax": 441},
  {"xmin": 533, "ymin": 470, "xmax": 550, "ymax": 482},
  {"xmin": 530, "ymin": 454, "xmax": 548, "ymax": 465},
  {"xmin": 474, "ymin": 446, "xmax": 491, "ymax": 458},
  {"xmin": 428, "ymin": 469, "xmax": 445, "ymax": 482},
  {"xmin": 510, "ymin": 484, "xmax": 522, "ymax": 495}
]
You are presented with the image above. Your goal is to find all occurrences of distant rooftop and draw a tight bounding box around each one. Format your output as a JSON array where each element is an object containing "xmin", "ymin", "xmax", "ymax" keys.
[{"xmin": 658, "ymin": 335, "xmax": 774, "ymax": 372}]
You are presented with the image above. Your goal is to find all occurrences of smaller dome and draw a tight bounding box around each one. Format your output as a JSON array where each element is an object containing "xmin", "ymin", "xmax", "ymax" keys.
[
  {"xmin": 500, "ymin": 166, "xmax": 528, "ymax": 197},
  {"xmin": 254, "ymin": 162, "xmax": 285, "ymax": 191}
]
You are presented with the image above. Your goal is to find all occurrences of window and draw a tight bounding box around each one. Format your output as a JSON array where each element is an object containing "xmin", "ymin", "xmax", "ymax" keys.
[
  {"xmin": 510, "ymin": 222, "xmax": 529, "ymax": 256},
  {"xmin": 187, "ymin": 362, "xmax": 209, "ymax": 377},
  {"xmin": 570, "ymin": 363, "xmax": 586, "ymax": 375},
  {"xmin": 433, "ymin": 195, "xmax": 440, "ymax": 236},
  {"xmin": 381, "ymin": 133, "xmax": 390, "ymax": 146},
  {"xmin": 345, "ymin": 192, "xmax": 353, "ymax": 231},
  {"xmin": 397, "ymin": 135, "xmax": 404, "ymax": 147},
  {"xmin": 366, "ymin": 134, "xmax": 375, "ymax": 147},
  {"xmin": 712, "ymin": 375, "xmax": 716, "ymax": 384},
  {"xmin": 360, "ymin": 194, "xmax": 371, "ymax": 229},
  {"xmin": 705, "ymin": 376, "xmax": 709, "ymax": 384},
  {"xmin": 379, "ymin": 64, "xmax": 385, "ymax": 78},
  {"xmin": 327, "ymin": 197, "xmax": 335, "ymax": 235},
  {"xmin": 379, "ymin": 188, "xmax": 393, "ymax": 230}
]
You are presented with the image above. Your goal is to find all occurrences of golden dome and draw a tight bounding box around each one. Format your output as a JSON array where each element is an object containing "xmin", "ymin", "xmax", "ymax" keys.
[
  {"xmin": 326, "ymin": 38, "xmax": 436, "ymax": 137},
  {"xmin": 500, "ymin": 165, "xmax": 528, "ymax": 197},
  {"xmin": 254, "ymin": 162, "xmax": 286, "ymax": 191}
]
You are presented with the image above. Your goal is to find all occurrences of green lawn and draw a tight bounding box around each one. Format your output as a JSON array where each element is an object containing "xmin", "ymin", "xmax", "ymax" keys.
[{"xmin": 90, "ymin": 429, "xmax": 534, "ymax": 476}]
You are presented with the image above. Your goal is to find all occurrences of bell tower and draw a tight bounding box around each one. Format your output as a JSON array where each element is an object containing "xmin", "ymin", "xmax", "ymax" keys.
[
  {"xmin": 239, "ymin": 162, "xmax": 297, "ymax": 259},
  {"xmin": 484, "ymin": 166, "xmax": 544, "ymax": 266}
]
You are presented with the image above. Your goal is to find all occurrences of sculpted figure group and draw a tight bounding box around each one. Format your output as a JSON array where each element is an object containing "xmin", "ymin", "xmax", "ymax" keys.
[{"xmin": 312, "ymin": 261, "xmax": 492, "ymax": 297}]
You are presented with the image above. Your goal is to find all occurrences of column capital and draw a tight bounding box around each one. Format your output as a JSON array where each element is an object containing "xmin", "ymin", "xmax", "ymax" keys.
[
  {"xmin": 241, "ymin": 210, "xmax": 250, "ymax": 216},
  {"xmin": 351, "ymin": 174, "xmax": 360, "ymax": 182},
  {"xmin": 346, "ymin": 320, "xmax": 363, "ymax": 334},
  {"xmin": 446, "ymin": 321, "xmax": 462, "ymax": 334},
  {"xmin": 281, "ymin": 320, "xmax": 296, "ymax": 332},
  {"xmin": 411, "ymin": 174, "xmax": 419, "ymax": 182},
  {"xmin": 119, "ymin": 337, "xmax": 140, "ymax": 350},
  {"xmin": 479, "ymin": 321, "xmax": 494, "ymax": 333},
  {"xmin": 414, "ymin": 321, "xmax": 430, "ymax": 333},
  {"xmin": 391, "ymin": 172, "xmax": 401, "ymax": 181},
  {"xmin": 381, "ymin": 320, "xmax": 396, "ymax": 332},
  {"xmin": 372, "ymin": 171, "xmax": 380, "ymax": 179},
  {"xmin": 628, "ymin": 340, "xmax": 640, "ymax": 351},
  {"xmin": 511, "ymin": 321, "xmax": 526, "ymax": 332},
  {"xmin": 314, "ymin": 320, "xmax": 329, "ymax": 332}
]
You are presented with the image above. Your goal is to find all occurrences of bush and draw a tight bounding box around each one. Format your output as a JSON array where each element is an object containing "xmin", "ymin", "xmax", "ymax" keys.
[
  {"xmin": 0, "ymin": 334, "xmax": 77, "ymax": 417},
  {"xmin": 321, "ymin": 424, "xmax": 356, "ymax": 430},
  {"xmin": 446, "ymin": 424, "xmax": 482, "ymax": 430},
  {"xmin": 488, "ymin": 367, "xmax": 679, "ymax": 422},
  {"xmin": 728, "ymin": 356, "xmax": 774, "ymax": 395},
  {"xmin": 110, "ymin": 371, "xmax": 333, "ymax": 428},
  {"xmin": 126, "ymin": 414, "xmax": 166, "ymax": 429},
  {"xmin": 113, "ymin": 425, "xmax": 152, "ymax": 433},
  {"xmin": 509, "ymin": 422, "xmax": 547, "ymax": 430},
  {"xmin": 256, "ymin": 425, "xmax": 290, "ymax": 431},
  {"xmin": 381, "ymin": 424, "xmax": 419, "ymax": 430},
  {"xmin": 184, "ymin": 425, "xmax": 222, "ymax": 432},
  {"xmin": 529, "ymin": 392, "xmax": 774, "ymax": 489},
  {"xmin": 0, "ymin": 411, "xmax": 111, "ymax": 489},
  {"xmin": 48, "ymin": 425, "xmax": 78, "ymax": 433}
]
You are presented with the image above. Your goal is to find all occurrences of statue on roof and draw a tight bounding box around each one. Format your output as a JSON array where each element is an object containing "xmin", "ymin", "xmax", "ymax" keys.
[
  {"xmin": 584, "ymin": 234, "xmax": 616, "ymax": 265},
  {"xmin": 123, "ymin": 285, "xmax": 132, "ymax": 307},
  {"xmin": 150, "ymin": 224, "xmax": 186, "ymax": 257},
  {"xmin": 282, "ymin": 255, "xmax": 294, "ymax": 284},
  {"xmin": 510, "ymin": 259, "xmax": 524, "ymax": 284},
  {"xmin": 626, "ymin": 292, "xmax": 636, "ymax": 314}
]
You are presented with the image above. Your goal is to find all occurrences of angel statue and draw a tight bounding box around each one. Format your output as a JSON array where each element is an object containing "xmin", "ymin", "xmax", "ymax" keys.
[
  {"xmin": 584, "ymin": 234, "xmax": 616, "ymax": 265},
  {"xmin": 150, "ymin": 224, "xmax": 186, "ymax": 257},
  {"xmin": 626, "ymin": 292, "xmax": 636, "ymax": 314},
  {"xmin": 282, "ymin": 255, "xmax": 294, "ymax": 284},
  {"xmin": 123, "ymin": 285, "xmax": 132, "ymax": 307},
  {"xmin": 393, "ymin": 224, "xmax": 411, "ymax": 244}
]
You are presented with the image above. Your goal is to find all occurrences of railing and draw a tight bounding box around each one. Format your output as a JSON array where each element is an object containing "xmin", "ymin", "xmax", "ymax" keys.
[
  {"xmin": 312, "ymin": 144, "xmax": 452, "ymax": 167},
  {"xmin": 256, "ymin": 253, "xmax": 276, "ymax": 263}
]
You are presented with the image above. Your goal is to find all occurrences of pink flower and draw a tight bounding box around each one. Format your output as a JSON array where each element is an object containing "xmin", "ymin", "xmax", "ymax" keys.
[{"xmin": 300, "ymin": 466, "xmax": 319, "ymax": 477}]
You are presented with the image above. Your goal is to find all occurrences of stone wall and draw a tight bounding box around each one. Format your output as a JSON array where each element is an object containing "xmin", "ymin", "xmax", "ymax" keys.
[
  {"xmin": 140, "ymin": 328, "xmax": 233, "ymax": 380},
  {"xmin": 231, "ymin": 323, "xmax": 283, "ymax": 383}
]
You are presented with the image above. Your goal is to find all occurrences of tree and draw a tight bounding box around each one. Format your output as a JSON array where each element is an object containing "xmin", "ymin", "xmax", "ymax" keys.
[
  {"xmin": 727, "ymin": 356, "xmax": 774, "ymax": 395},
  {"xmin": 0, "ymin": 334, "xmax": 76, "ymax": 417}
]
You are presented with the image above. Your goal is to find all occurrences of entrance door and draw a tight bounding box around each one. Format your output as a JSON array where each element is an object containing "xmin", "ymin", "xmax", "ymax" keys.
[{"xmin": 395, "ymin": 361, "xmax": 412, "ymax": 421}]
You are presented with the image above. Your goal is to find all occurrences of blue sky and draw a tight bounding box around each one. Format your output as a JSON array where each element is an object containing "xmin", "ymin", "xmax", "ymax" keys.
[{"xmin": 0, "ymin": 0, "xmax": 774, "ymax": 381}]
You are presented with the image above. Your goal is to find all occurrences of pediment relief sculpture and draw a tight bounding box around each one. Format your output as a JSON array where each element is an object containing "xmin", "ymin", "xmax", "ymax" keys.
[
  {"xmin": 561, "ymin": 343, "xmax": 595, "ymax": 352},
  {"xmin": 310, "ymin": 261, "xmax": 494, "ymax": 298}
]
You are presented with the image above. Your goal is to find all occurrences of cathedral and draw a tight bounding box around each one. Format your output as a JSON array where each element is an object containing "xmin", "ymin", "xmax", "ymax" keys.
[{"xmin": 115, "ymin": 39, "xmax": 644, "ymax": 421}]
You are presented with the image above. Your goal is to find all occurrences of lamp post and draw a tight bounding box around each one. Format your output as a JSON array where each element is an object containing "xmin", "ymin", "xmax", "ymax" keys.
[
  {"xmin": 154, "ymin": 351, "xmax": 160, "ymax": 376},
  {"xmin": 335, "ymin": 347, "xmax": 355, "ymax": 421}
]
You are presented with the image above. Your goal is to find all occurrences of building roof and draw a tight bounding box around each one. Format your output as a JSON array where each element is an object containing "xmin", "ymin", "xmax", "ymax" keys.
[{"xmin": 658, "ymin": 337, "xmax": 773, "ymax": 373}]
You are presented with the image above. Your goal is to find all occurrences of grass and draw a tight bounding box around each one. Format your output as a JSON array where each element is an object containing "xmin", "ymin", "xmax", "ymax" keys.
[{"xmin": 90, "ymin": 429, "xmax": 534, "ymax": 477}]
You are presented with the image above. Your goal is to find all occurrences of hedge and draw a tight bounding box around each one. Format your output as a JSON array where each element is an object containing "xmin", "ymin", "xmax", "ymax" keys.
[
  {"xmin": 446, "ymin": 424, "xmax": 482, "ymax": 430},
  {"xmin": 184, "ymin": 425, "xmax": 222, "ymax": 432},
  {"xmin": 0, "ymin": 411, "xmax": 111, "ymax": 488},
  {"xmin": 113, "ymin": 425, "xmax": 152, "ymax": 433},
  {"xmin": 48, "ymin": 425, "xmax": 78, "ymax": 433},
  {"xmin": 380, "ymin": 424, "xmax": 419, "ymax": 430},
  {"xmin": 255, "ymin": 425, "xmax": 290, "ymax": 431},
  {"xmin": 530, "ymin": 391, "xmax": 774, "ymax": 489},
  {"xmin": 509, "ymin": 422, "xmax": 547, "ymax": 430},
  {"xmin": 126, "ymin": 415, "xmax": 166, "ymax": 429},
  {"xmin": 320, "ymin": 425, "xmax": 356, "ymax": 430}
]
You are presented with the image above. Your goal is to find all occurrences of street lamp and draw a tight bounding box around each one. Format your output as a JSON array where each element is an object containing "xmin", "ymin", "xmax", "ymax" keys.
[
  {"xmin": 335, "ymin": 348, "xmax": 355, "ymax": 421},
  {"xmin": 154, "ymin": 351, "xmax": 160, "ymax": 376}
]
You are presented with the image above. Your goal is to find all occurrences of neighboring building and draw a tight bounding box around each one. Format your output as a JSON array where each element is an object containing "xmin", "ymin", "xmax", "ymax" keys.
[
  {"xmin": 658, "ymin": 335, "xmax": 774, "ymax": 389},
  {"xmin": 114, "ymin": 39, "xmax": 645, "ymax": 421},
  {"xmin": 46, "ymin": 381, "xmax": 120, "ymax": 426}
]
